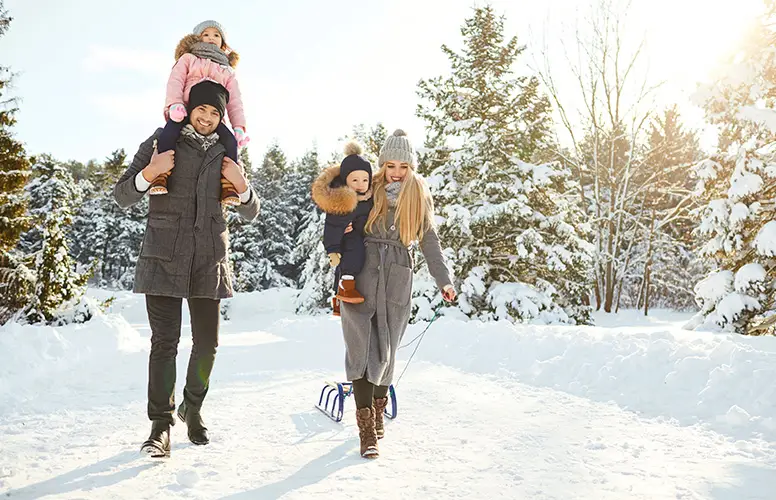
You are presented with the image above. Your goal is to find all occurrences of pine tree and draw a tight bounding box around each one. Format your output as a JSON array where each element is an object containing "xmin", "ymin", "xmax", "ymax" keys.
[
  {"xmin": 347, "ymin": 123, "xmax": 387, "ymax": 164},
  {"xmin": 690, "ymin": 2, "xmax": 776, "ymax": 334},
  {"xmin": 0, "ymin": 2, "xmax": 34, "ymax": 323},
  {"xmin": 286, "ymin": 148, "xmax": 322, "ymax": 285},
  {"xmin": 23, "ymin": 156, "xmax": 88, "ymax": 323},
  {"xmin": 230, "ymin": 143, "xmax": 295, "ymax": 290},
  {"xmin": 417, "ymin": 6, "xmax": 593, "ymax": 323},
  {"xmin": 295, "ymin": 211, "xmax": 333, "ymax": 314},
  {"xmin": 71, "ymin": 149, "xmax": 146, "ymax": 288}
]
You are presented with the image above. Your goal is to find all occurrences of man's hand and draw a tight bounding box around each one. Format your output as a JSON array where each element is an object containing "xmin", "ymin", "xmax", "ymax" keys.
[
  {"xmin": 344, "ymin": 223, "xmax": 353, "ymax": 234},
  {"xmin": 222, "ymin": 157, "xmax": 249, "ymax": 194},
  {"xmin": 442, "ymin": 285, "xmax": 457, "ymax": 303},
  {"xmin": 142, "ymin": 145, "xmax": 175, "ymax": 182},
  {"xmin": 328, "ymin": 253, "xmax": 341, "ymax": 268}
]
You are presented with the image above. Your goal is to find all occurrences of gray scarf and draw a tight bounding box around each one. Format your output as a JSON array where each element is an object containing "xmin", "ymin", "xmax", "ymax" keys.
[
  {"xmin": 181, "ymin": 124, "xmax": 220, "ymax": 150},
  {"xmin": 190, "ymin": 42, "xmax": 230, "ymax": 67},
  {"xmin": 386, "ymin": 182, "xmax": 402, "ymax": 208}
]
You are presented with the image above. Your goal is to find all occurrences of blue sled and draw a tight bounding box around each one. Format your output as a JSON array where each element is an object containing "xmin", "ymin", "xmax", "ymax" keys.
[{"xmin": 315, "ymin": 381, "xmax": 397, "ymax": 422}]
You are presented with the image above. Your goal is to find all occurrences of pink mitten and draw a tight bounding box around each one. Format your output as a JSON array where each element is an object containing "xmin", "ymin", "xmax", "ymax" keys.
[
  {"xmin": 234, "ymin": 127, "xmax": 250, "ymax": 148},
  {"xmin": 169, "ymin": 103, "xmax": 187, "ymax": 122}
]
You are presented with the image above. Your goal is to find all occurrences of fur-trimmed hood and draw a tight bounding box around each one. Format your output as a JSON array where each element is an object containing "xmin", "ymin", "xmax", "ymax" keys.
[
  {"xmin": 312, "ymin": 165, "xmax": 372, "ymax": 216},
  {"xmin": 175, "ymin": 34, "xmax": 240, "ymax": 68}
]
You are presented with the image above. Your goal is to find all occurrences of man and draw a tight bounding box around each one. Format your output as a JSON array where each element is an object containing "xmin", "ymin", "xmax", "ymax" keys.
[{"xmin": 114, "ymin": 81, "xmax": 259, "ymax": 458}]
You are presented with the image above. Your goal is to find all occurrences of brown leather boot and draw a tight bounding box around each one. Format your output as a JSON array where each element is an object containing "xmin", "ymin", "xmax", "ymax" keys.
[
  {"xmin": 373, "ymin": 397, "xmax": 388, "ymax": 439},
  {"xmin": 221, "ymin": 177, "xmax": 240, "ymax": 206},
  {"xmin": 355, "ymin": 407, "xmax": 379, "ymax": 459},
  {"xmin": 336, "ymin": 278, "xmax": 365, "ymax": 304},
  {"xmin": 332, "ymin": 297, "xmax": 341, "ymax": 317},
  {"xmin": 149, "ymin": 171, "xmax": 170, "ymax": 195}
]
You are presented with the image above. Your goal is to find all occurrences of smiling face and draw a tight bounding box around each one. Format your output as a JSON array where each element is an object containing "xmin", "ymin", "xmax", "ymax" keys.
[
  {"xmin": 200, "ymin": 27, "xmax": 223, "ymax": 48},
  {"xmin": 189, "ymin": 104, "xmax": 221, "ymax": 135},
  {"xmin": 384, "ymin": 160, "xmax": 410, "ymax": 183},
  {"xmin": 346, "ymin": 170, "xmax": 370, "ymax": 195}
]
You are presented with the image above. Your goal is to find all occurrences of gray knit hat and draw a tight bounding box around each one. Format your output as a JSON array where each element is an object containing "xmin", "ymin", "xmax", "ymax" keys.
[
  {"xmin": 193, "ymin": 20, "xmax": 226, "ymax": 41},
  {"xmin": 378, "ymin": 129, "xmax": 416, "ymax": 167}
]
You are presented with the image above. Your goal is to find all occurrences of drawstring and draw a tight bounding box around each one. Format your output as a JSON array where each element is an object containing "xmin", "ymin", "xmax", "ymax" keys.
[{"xmin": 394, "ymin": 310, "xmax": 440, "ymax": 388}]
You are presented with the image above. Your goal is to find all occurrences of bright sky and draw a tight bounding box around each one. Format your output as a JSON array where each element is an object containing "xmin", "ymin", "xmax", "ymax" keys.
[{"xmin": 1, "ymin": 0, "xmax": 764, "ymax": 166}]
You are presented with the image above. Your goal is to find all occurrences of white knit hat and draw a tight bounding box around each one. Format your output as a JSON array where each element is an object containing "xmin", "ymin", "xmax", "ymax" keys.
[{"xmin": 378, "ymin": 129, "xmax": 417, "ymax": 167}]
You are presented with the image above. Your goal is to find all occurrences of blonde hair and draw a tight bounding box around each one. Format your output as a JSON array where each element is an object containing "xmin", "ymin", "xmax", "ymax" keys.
[{"xmin": 366, "ymin": 164, "xmax": 435, "ymax": 246}]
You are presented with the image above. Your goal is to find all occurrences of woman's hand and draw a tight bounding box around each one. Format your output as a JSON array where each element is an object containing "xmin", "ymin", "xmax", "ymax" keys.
[
  {"xmin": 221, "ymin": 157, "xmax": 249, "ymax": 194},
  {"xmin": 344, "ymin": 223, "xmax": 353, "ymax": 234},
  {"xmin": 328, "ymin": 253, "xmax": 341, "ymax": 268},
  {"xmin": 442, "ymin": 285, "xmax": 456, "ymax": 303}
]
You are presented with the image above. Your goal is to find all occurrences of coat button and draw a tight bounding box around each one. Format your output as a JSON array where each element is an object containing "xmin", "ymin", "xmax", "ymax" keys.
[{"xmin": 390, "ymin": 225, "xmax": 396, "ymax": 231}]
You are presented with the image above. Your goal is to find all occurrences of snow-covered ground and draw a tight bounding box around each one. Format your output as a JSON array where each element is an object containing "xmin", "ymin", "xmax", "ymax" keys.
[{"xmin": 2, "ymin": 289, "xmax": 776, "ymax": 499}]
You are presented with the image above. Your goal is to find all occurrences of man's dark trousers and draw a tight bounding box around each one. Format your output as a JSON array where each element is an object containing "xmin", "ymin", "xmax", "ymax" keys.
[{"xmin": 146, "ymin": 295, "xmax": 220, "ymax": 424}]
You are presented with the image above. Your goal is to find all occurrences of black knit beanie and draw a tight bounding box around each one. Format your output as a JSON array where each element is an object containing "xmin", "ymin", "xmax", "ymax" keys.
[
  {"xmin": 187, "ymin": 80, "xmax": 229, "ymax": 119},
  {"xmin": 339, "ymin": 141, "xmax": 373, "ymax": 185}
]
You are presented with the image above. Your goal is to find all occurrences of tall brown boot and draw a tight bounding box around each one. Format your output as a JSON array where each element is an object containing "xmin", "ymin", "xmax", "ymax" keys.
[
  {"xmin": 149, "ymin": 171, "xmax": 171, "ymax": 195},
  {"xmin": 373, "ymin": 397, "xmax": 388, "ymax": 439},
  {"xmin": 355, "ymin": 407, "xmax": 379, "ymax": 459},
  {"xmin": 332, "ymin": 297, "xmax": 341, "ymax": 317},
  {"xmin": 221, "ymin": 177, "xmax": 240, "ymax": 206}
]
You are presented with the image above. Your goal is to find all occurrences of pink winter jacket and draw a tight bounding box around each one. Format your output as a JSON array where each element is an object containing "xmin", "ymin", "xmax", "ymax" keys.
[{"xmin": 164, "ymin": 53, "xmax": 246, "ymax": 130}]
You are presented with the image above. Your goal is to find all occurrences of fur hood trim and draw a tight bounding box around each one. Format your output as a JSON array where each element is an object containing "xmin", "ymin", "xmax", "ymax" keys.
[
  {"xmin": 312, "ymin": 165, "xmax": 358, "ymax": 216},
  {"xmin": 175, "ymin": 34, "xmax": 239, "ymax": 68}
]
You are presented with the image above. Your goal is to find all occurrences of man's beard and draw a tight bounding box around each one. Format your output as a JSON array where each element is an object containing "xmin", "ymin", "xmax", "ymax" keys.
[{"xmin": 192, "ymin": 121, "xmax": 218, "ymax": 136}]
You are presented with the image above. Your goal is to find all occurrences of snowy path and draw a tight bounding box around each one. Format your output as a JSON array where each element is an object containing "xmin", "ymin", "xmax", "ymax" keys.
[{"xmin": 2, "ymin": 290, "xmax": 776, "ymax": 499}]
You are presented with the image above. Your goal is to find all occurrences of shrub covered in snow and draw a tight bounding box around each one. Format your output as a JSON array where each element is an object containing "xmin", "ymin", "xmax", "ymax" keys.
[{"xmin": 690, "ymin": 5, "xmax": 776, "ymax": 334}]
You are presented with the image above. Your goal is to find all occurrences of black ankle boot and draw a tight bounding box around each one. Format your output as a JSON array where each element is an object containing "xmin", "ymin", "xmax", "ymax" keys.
[
  {"xmin": 141, "ymin": 420, "xmax": 171, "ymax": 458},
  {"xmin": 177, "ymin": 401, "xmax": 209, "ymax": 445}
]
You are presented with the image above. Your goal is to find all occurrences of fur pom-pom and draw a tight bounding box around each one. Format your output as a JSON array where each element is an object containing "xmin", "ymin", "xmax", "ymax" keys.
[
  {"xmin": 392, "ymin": 129, "xmax": 407, "ymax": 137},
  {"xmin": 343, "ymin": 140, "xmax": 363, "ymax": 157}
]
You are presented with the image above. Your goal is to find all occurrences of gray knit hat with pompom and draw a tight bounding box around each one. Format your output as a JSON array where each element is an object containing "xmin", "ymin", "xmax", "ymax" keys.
[{"xmin": 378, "ymin": 129, "xmax": 416, "ymax": 167}]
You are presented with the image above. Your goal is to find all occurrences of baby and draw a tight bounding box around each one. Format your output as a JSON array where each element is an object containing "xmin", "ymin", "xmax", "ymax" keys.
[{"xmin": 311, "ymin": 142, "xmax": 373, "ymax": 315}]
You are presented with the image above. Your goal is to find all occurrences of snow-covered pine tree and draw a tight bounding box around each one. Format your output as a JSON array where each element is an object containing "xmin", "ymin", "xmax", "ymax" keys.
[
  {"xmin": 285, "ymin": 148, "xmax": 322, "ymax": 285},
  {"xmin": 689, "ymin": 2, "xmax": 776, "ymax": 334},
  {"xmin": 0, "ymin": 4, "xmax": 33, "ymax": 323},
  {"xmin": 294, "ymin": 210, "xmax": 332, "ymax": 314},
  {"xmin": 22, "ymin": 156, "xmax": 88, "ymax": 323},
  {"xmin": 71, "ymin": 149, "xmax": 146, "ymax": 288},
  {"xmin": 417, "ymin": 6, "xmax": 594, "ymax": 324},
  {"xmin": 231, "ymin": 143, "xmax": 295, "ymax": 290}
]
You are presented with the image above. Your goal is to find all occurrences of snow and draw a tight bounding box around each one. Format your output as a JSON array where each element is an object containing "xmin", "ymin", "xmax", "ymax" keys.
[
  {"xmin": 755, "ymin": 220, "xmax": 776, "ymax": 256},
  {"xmin": 734, "ymin": 263, "xmax": 767, "ymax": 293},
  {"xmin": 2, "ymin": 289, "xmax": 776, "ymax": 498},
  {"xmin": 728, "ymin": 172, "xmax": 763, "ymax": 200},
  {"xmin": 738, "ymin": 106, "xmax": 776, "ymax": 132}
]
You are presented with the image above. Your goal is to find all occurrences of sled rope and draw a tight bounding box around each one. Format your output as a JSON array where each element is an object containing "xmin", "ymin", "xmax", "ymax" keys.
[{"xmin": 395, "ymin": 310, "xmax": 440, "ymax": 387}]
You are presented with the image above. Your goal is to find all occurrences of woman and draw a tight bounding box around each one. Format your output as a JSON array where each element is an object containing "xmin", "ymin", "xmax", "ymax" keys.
[{"xmin": 340, "ymin": 129, "xmax": 456, "ymax": 459}]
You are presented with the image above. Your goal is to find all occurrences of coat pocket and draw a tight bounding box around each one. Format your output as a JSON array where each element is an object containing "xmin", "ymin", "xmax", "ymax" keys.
[
  {"xmin": 212, "ymin": 215, "xmax": 229, "ymax": 262},
  {"xmin": 386, "ymin": 263, "xmax": 413, "ymax": 307},
  {"xmin": 140, "ymin": 213, "xmax": 180, "ymax": 261}
]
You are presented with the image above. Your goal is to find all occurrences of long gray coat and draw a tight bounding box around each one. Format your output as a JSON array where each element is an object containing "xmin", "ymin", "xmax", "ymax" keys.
[
  {"xmin": 113, "ymin": 129, "xmax": 260, "ymax": 299},
  {"xmin": 341, "ymin": 210, "xmax": 451, "ymax": 386}
]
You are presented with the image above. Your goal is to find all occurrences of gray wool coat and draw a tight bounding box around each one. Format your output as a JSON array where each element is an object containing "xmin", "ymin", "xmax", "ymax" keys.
[
  {"xmin": 113, "ymin": 128, "xmax": 260, "ymax": 299},
  {"xmin": 341, "ymin": 210, "xmax": 452, "ymax": 386}
]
